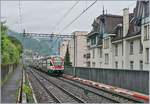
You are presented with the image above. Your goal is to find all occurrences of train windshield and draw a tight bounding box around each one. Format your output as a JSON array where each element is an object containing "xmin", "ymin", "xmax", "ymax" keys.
[
  {"xmin": 53, "ymin": 57, "xmax": 63, "ymax": 66},
  {"xmin": 53, "ymin": 61, "xmax": 62, "ymax": 66}
]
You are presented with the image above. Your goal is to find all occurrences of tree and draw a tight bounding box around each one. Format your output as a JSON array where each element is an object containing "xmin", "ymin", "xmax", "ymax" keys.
[
  {"xmin": 1, "ymin": 22, "xmax": 23, "ymax": 65},
  {"xmin": 64, "ymin": 45, "xmax": 72, "ymax": 66}
]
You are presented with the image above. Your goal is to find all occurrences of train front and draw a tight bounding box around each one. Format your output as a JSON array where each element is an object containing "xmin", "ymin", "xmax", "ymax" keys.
[{"xmin": 47, "ymin": 56, "xmax": 64, "ymax": 75}]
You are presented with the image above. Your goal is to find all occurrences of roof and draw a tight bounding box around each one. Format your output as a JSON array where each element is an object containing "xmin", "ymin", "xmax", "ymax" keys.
[
  {"xmin": 111, "ymin": 24, "xmax": 123, "ymax": 41},
  {"xmin": 112, "ymin": 3, "xmax": 142, "ymax": 41},
  {"xmin": 88, "ymin": 1, "xmax": 147, "ymax": 43},
  {"xmin": 97, "ymin": 14, "xmax": 122, "ymax": 19},
  {"xmin": 126, "ymin": 10, "xmax": 141, "ymax": 37},
  {"xmin": 88, "ymin": 14, "xmax": 123, "ymax": 38},
  {"xmin": 134, "ymin": 1, "xmax": 149, "ymax": 26}
]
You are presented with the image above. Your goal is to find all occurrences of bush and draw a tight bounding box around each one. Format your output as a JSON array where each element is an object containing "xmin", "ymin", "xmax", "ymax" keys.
[{"xmin": 1, "ymin": 22, "xmax": 23, "ymax": 65}]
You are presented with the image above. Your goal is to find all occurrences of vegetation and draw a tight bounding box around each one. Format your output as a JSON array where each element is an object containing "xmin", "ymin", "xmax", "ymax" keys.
[
  {"xmin": 1, "ymin": 22, "xmax": 23, "ymax": 65},
  {"xmin": 24, "ymin": 75, "xmax": 34, "ymax": 103},
  {"xmin": 64, "ymin": 45, "xmax": 72, "ymax": 66}
]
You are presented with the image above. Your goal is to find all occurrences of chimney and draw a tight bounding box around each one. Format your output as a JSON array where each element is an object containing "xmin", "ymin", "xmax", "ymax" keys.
[{"xmin": 123, "ymin": 8, "xmax": 129, "ymax": 37}]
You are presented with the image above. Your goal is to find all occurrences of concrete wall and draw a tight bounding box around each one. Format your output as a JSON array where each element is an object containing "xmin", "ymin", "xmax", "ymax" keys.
[
  {"xmin": 64, "ymin": 66, "xmax": 149, "ymax": 94},
  {"xmin": 1, "ymin": 64, "xmax": 18, "ymax": 83}
]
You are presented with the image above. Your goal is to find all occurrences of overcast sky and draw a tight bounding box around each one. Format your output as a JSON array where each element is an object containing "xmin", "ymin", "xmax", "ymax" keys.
[{"xmin": 1, "ymin": 1, "xmax": 136, "ymax": 35}]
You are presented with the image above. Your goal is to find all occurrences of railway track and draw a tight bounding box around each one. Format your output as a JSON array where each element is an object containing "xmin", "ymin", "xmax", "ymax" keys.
[
  {"xmin": 58, "ymin": 77, "xmax": 145, "ymax": 103},
  {"xmin": 27, "ymin": 70, "xmax": 61, "ymax": 103},
  {"xmin": 29, "ymin": 69, "xmax": 85, "ymax": 103},
  {"xmin": 33, "ymin": 68, "xmax": 145, "ymax": 103}
]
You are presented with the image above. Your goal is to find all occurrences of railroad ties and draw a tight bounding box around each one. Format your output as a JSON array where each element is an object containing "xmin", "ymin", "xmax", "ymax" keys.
[{"xmin": 26, "ymin": 67, "xmax": 146, "ymax": 103}]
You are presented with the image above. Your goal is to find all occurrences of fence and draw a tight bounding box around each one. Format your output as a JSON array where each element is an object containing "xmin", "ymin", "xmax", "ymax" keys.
[{"xmin": 64, "ymin": 67, "xmax": 149, "ymax": 94}]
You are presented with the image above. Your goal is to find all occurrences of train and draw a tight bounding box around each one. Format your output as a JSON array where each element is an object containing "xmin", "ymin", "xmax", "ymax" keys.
[{"xmin": 32, "ymin": 56, "xmax": 64, "ymax": 76}]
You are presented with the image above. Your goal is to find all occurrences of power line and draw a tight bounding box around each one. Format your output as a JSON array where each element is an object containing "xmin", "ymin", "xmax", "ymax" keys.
[
  {"xmin": 50, "ymin": 0, "xmax": 97, "ymax": 54},
  {"xmin": 50, "ymin": 1, "xmax": 79, "ymax": 51},
  {"xmin": 51, "ymin": 0, "xmax": 97, "ymax": 54},
  {"xmin": 52, "ymin": 1, "xmax": 79, "ymax": 32},
  {"xmin": 60, "ymin": 0, "xmax": 97, "ymax": 33}
]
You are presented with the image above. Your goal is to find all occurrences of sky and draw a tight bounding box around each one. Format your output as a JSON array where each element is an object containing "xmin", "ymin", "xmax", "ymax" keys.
[{"xmin": 1, "ymin": 1, "xmax": 136, "ymax": 35}]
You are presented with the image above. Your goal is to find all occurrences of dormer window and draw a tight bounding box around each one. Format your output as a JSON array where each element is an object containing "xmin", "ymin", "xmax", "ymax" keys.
[
  {"xmin": 117, "ymin": 26, "xmax": 123, "ymax": 38},
  {"xmin": 91, "ymin": 36, "xmax": 96, "ymax": 45}
]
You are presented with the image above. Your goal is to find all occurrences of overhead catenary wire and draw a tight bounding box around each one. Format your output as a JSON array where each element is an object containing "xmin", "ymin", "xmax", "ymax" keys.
[
  {"xmin": 50, "ymin": 1, "xmax": 79, "ymax": 51},
  {"xmin": 51, "ymin": 0, "xmax": 97, "ymax": 53},
  {"xmin": 52, "ymin": 1, "xmax": 79, "ymax": 32},
  {"xmin": 60, "ymin": 0, "xmax": 97, "ymax": 33}
]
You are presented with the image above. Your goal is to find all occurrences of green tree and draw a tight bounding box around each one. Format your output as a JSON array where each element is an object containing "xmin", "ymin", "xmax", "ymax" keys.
[
  {"xmin": 1, "ymin": 22, "xmax": 23, "ymax": 65},
  {"xmin": 64, "ymin": 45, "xmax": 72, "ymax": 66}
]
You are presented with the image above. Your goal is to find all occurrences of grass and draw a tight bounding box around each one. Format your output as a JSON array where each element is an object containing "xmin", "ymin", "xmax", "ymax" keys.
[{"xmin": 24, "ymin": 74, "xmax": 35, "ymax": 103}]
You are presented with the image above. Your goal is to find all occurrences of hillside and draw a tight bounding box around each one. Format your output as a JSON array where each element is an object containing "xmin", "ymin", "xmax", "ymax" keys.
[{"xmin": 7, "ymin": 30, "xmax": 60, "ymax": 56}]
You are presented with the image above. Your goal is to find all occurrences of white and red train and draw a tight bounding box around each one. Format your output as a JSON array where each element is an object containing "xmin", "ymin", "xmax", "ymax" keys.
[{"xmin": 33, "ymin": 56, "xmax": 64, "ymax": 75}]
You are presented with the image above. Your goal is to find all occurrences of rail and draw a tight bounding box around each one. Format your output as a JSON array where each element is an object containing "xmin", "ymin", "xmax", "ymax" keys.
[{"xmin": 32, "ymin": 69, "xmax": 86, "ymax": 103}]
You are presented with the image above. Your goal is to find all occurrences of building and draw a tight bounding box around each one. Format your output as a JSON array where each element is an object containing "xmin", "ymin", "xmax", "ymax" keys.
[
  {"xmin": 112, "ymin": 8, "xmax": 142, "ymax": 70},
  {"xmin": 86, "ymin": 11, "xmax": 123, "ymax": 68},
  {"xmin": 86, "ymin": 1, "xmax": 149, "ymax": 70},
  {"xmin": 135, "ymin": 1, "xmax": 150, "ymax": 70},
  {"xmin": 68, "ymin": 31, "xmax": 88, "ymax": 67},
  {"xmin": 60, "ymin": 40, "xmax": 70, "ymax": 58}
]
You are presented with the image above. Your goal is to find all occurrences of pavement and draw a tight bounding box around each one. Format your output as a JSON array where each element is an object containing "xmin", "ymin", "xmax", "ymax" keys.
[{"xmin": 1, "ymin": 65, "xmax": 22, "ymax": 103}]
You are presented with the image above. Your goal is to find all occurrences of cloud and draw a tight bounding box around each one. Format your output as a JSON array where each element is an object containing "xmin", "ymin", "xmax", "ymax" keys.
[{"xmin": 1, "ymin": 1, "xmax": 136, "ymax": 34}]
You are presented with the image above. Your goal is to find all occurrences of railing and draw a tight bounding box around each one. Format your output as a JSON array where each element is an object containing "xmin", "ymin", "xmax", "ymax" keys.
[{"xmin": 64, "ymin": 66, "xmax": 149, "ymax": 95}]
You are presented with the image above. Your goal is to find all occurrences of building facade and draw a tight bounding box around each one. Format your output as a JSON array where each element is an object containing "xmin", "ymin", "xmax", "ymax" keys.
[
  {"xmin": 138, "ymin": 1, "xmax": 150, "ymax": 70},
  {"xmin": 86, "ymin": 1, "xmax": 149, "ymax": 70},
  {"xmin": 60, "ymin": 40, "xmax": 70, "ymax": 58},
  {"xmin": 68, "ymin": 31, "xmax": 88, "ymax": 67}
]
